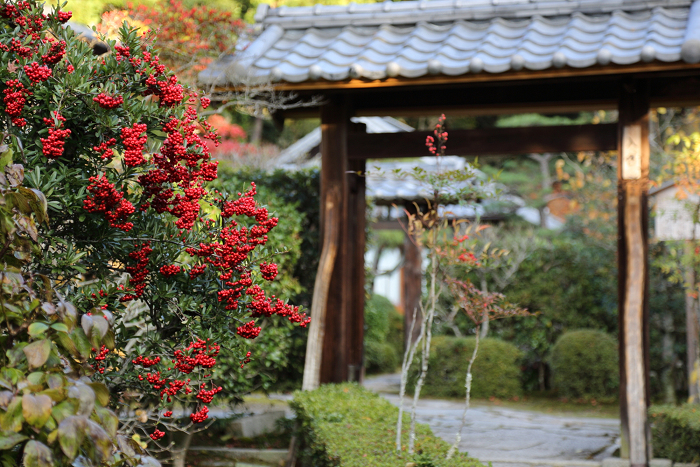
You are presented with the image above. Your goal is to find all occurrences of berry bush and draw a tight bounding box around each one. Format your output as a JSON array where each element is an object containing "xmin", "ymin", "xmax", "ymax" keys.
[{"xmin": 0, "ymin": 0, "xmax": 307, "ymax": 459}]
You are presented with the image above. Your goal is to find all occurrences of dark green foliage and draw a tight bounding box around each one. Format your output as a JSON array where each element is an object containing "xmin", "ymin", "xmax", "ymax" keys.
[
  {"xmin": 365, "ymin": 341, "xmax": 399, "ymax": 375},
  {"xmin": 490, "ymin": 237, "xmax": 618, "ymax": 392},
  {"xmin": 291, "ymin": 384, "xmax": 485, "ymax": 467},
  {"xmin": 549, "ymin": 329, "xmax": 618, "ymax": 400},
  {"xmin": 365, "ymin": 294, "xmax": 393, "ymax": 342},
  {"xmin": 489, "ymin": 236, "xmax": 686, "ymax": 400},
  {"xmin": 409, "ymin": 336, "xmax": 522, "ymax": 399},
  {"xmin": 649, "ymin": 404, "xmax": 700, "ymax": 462},
  {"xmin": 364, "ymin": 294, "xmax": 403, "ymax": 374}
]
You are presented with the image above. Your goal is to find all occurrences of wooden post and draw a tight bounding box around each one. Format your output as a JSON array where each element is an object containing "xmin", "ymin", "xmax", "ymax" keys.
[
  {"xmin": 402, "ymin": 228, "xmax": 423, "ymax": 350},
  {"xmin": 347, "ymin": 153, "xmax": 366, "ymax": 383},
  {"xmin": 617, "ymin": 79, "xmax": 651, "ymax": 466},
  {"xmin": 318, "ymin": 97, "xmax": 351, "ymax": 384}
]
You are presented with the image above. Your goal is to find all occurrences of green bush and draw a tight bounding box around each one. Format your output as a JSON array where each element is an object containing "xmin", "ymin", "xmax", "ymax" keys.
[
  {"xmin": 409, "ymin": 336, "xmax": 522, "ymax": 399},
  {"xmin": 364, "ymin": 294, "xmax": 403, "ymax": 374},
  {"xmin": 365, "ymin": 294, "xmax": 393, "ymax": 342},
  {"xmin": 291, "ymin": 384, "xmax": 484, "ymax": 467},
  {"xmin": 366, "ymin": 341, "xmax": 399, "ymax": 374},
  {"xmin": 549, "ymin": 329, "xmax": 618, "ymax": 400},
  {"xmin": 649, "ymin": 404, "xmax": 700, "ymax": 462}
]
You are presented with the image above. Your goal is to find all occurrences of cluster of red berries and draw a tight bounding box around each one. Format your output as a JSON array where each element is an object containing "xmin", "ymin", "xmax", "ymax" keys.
[
  {"xmin": 190, "ymin": 406, "xmax": 209, "ymax": 424},
  {"xmin": 173, "ymin": 339, "xmax": 220, "ymax": 373},
  {"xmin": 90, "ymin": 345, "xmax": 110, "ymax": 374},
  {"xmin": 56, "ymin": 10, "xmax": 72, "ymax": 22},
  {"xmin": 189, "ymin": 263, "xmax": 207, "ymax": 279},
  {"xmin": 121, "ymin": 123, "xmax": 148, "ymax": 166},
  {"xmin": 161, "ymin": 379, "xmax": 191, "ymax": 402},
  {"xmin": 121, "ymin": 243, "xmax": 152, "ymax": 301},
  {"xmin": 240, "ymin": 351, "xmax": 252, "ymax": 369},
  {"xmin": 93, "ymin": 138, "xmax": 117, "ymax": 160},
  {"xmin": 132, "ymin": 355, "xmax": 161, "ymax": 367},
  {"xmin": 136, "ymin": 109, "xmax": 217, "ymax": 230},
  {"xmin": 196, "ymin": 384, "xmax": 223, "ymax": 403},
  {"xmin": 83, "ymin": 175, "xmax": 135, "ymax": 231},
  {"xmin": 41, "ymin": 39, "xmax": 65, "ymax": 65},
  {"xmin": 145, "ymin": 74, "xmax": 184, "ymax": 107},
  {"xmin": 236, "ymin": 320, "xmax": 261, "ymax": 339},
  {"xmin": 259, "ymin": 262, "xmax": 278, "ymax": 281},
  {"xmin": 245, "ymin": 285, "xmax": 310, "ymax": 327},
  {"xmin": 24, "ymin": 61, "xmax": 52, "ymax": 84},
  {"xmin": 3, "ymin": 80, "xmax": 31, "ymax": 126},
  {"xmin": 149, "ymin": 429, "xmax": 165, "ymax": 441},
  {"xmin": 40, "ymin": 114, "xmax": 70, "ymax": 159},
  {"xmin": 131, "ymin": 339, "xmax": 223, "ymax": 438},
  {"xmin": 159, "ymin": 264, "xmax": 180, "ymax": 276},
  {"xmin": 93, "ymin": 93, "xmax": 124, "ymax": 109}
]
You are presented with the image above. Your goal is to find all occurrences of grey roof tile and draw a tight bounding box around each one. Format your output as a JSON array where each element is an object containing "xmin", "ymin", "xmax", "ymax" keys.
[{"xmin": 199, "ymin": 0, "xmax": 699, "ymax": 86}]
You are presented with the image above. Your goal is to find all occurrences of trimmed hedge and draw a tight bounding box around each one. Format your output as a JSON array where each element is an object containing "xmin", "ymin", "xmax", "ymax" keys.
[
  {"xmin": 365, "ymin": 294, "xmax": 403, "ymax": 374},
  {"xmin": 549, "ymin": 329, "xmax": 618, "ymax": 400},
  {"xmin": 409, "ymin": 336, "xmax": 522, "ymax": 399},
  {"xmin": 291, "ymin": 384, "xmax": 485, "ymax": 467},
  {"xmin": 649, "ymin": 404, "xmax": 700, "ymax": 462}
]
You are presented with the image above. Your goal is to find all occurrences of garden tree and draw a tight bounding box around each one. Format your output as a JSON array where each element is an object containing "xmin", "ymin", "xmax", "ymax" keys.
[
  {"xmin": 0, "ymin": 1, "xmax": 308, "ymax": 461},
  {"xmin": 96, "ymin": 0, "xmax": 246, "ymax": 85},
  {"xmin": 459, "ymin": 223, "xmax": 540, "ymax": 338},
  {"xmin": 392, "ymin": 116, "xmax": 523, "ymax": 455},
  {"xmin": 654, "ymin": 108, "xmax": 700, "ymax": 403}
]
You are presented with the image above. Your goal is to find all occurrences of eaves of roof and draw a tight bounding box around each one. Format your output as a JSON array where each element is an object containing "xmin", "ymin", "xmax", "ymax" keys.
[{"xmin": 199, "ymin": 0, "xmax": 700, "ymax": 89}]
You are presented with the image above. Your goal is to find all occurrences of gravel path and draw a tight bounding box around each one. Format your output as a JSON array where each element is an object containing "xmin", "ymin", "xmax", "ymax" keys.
[{"xmin": 364, "ymin": 373, "xmax": 620, "ymax": 467}]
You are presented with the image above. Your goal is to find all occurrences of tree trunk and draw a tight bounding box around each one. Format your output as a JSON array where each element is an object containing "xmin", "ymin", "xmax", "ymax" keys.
[
  {"xmin": 479, "ymin": 277, "xmax": 489, "ymax": 339},
  {"xmin": 251, "ymin": 116, "xmax": 264, "ymax": 145}
]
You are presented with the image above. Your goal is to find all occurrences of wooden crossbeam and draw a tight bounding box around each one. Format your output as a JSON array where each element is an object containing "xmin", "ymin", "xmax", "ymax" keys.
[{"xmin": 347, "ymin": 123, "xmax": 617, "ymax": 159}]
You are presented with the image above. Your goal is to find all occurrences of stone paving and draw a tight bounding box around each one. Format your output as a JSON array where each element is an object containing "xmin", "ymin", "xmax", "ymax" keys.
[{"xmin": 364, "ymin": 373, "xmax": 621, "ymax": 467}]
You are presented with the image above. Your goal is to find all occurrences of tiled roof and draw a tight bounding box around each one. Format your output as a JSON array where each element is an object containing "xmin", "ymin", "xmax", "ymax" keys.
[{"xmin": 199, "ymin": 0, "xmax": 700, "ymax": 85}]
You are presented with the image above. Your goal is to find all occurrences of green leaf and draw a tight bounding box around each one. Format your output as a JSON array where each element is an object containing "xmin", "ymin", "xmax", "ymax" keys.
[
  {"xmin": 67, "ymin": 383, "xmax": 94, "ymax": 416},
  {"xmin": 55, "ymin": 331, "xmax": 77, "ymax": 357},
  {"xmin": 86, "ymin": 420, "xmax": 112, "ymax": 461},
  {"xmin": 0, "ymin": 146, "xmax": 13, "ymax": 169},
  {"xmin": 22, "ymin": 394, "xmax": 52, "ymax": 428},
  {"xmin": 0, "ymin": 397, "xmax": 23, "ymax": 432},
  {"xmin": 23, "ymin": 440, "xmax": 54, "ymax": 467},
  {"xmin": 69, "ymin": 328, "xmax": 91, "ymax": 360},
  {"xmin": 28, "ymin": 322, "xmax": 49, "ymax": 337},
  {"xmin": 50, "ymin": 323, "xmax": 68, "ymax": 333},
  {"xmin": 26, "ymin": 372, "xmax": 45, "ymax": 386},
  {"xmin": 17, "ymin": 187, "xmax": 48, "ymax": 225},
  {"xmin": 23, "ymin": 339, "xmax": 51, "ymax": 369},
  {"xmin": 51, "ymin": 400, "xmax": 77, "ymax": 424},
  {"xmin": 0, "ymin": 431, "xmax": 26, "ymax": 450},
  {"xmin": 38, "ymin": 388, "xmax": 65, "ymax": 403},
  {"xmin": 47, "ymin": 373, "xmax": 65, "ymax": 389},
  {"xmin": 94, "ymin": 407, "xmax": 118, "ymax": 437},
  {"xmin": 87, "ymin": 383, "xmax": 109, "ymax": 407},
  {"xmin": 58, "ymin": 416, "xmax": 86, "ymax": 460}
]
